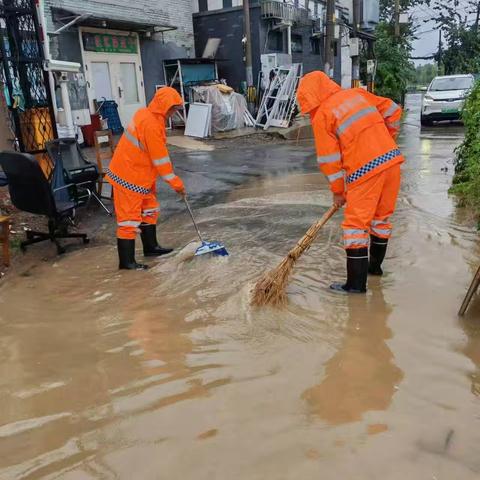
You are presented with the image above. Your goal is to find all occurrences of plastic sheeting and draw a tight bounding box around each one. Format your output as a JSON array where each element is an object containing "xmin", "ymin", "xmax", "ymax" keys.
[{"xmin": 192, "ymin": 86, "xmax": 249, "ymax": 132}]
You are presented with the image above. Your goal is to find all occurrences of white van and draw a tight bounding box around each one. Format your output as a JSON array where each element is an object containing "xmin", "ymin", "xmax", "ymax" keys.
[{"xmin": 421, "ymin": 74, "xmax": 475, "ymax": 126}]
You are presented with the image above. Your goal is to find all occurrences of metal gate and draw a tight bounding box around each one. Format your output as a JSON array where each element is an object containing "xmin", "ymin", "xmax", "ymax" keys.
[
  {"xmin": 255, "ymin": 64, "xmax": 302, "ymax": 130},
  {"xmin": 0, "ymin": 0, "xmax": 57, "ymax": 175}
]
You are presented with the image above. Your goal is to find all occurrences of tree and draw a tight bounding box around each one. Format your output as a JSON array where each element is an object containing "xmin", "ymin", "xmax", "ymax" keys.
[
  {"xmin": 413, "ymin": 63, "xmax": 438, "ymax": 87},
  {"xmin": 427, "ymin": 0, "xmax": 480, "ymax": 74},
  {"xmin": 370, "ymin": 1, "xmax": 426, "ymax": 103},
  {"xmin": 373, "ymin": 23, "xmax": 415, "ymax": 103},
  {"xmin": 380, "ymin": 0, "xmax": 429, "ymax": 22}
]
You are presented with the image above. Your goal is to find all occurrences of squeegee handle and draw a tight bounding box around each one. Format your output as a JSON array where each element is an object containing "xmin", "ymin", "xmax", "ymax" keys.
[{"xmin": 183, "ymin": 196, "xmax": 204, "ymax": 243}]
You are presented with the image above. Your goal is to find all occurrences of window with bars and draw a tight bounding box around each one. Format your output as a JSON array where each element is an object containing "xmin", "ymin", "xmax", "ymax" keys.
[
  {"xmin": 268, "ymin": 31, "xmax": 284, "ymax": 52},
  {"xmin": 311, "ymin": 37, "xmax": 321, "ymax": 55},
  {"xmin": 291, "ymin": 34, "xmax": 303, "ymax": 53}
]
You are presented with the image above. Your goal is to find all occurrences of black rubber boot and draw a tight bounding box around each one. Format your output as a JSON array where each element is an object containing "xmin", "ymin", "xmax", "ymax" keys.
[
  {"xmin": 330, "ymin": 248, "xmax": 368, "ymax": 294},
  {"xmin": 140, "ymin": 224, "xmax": 173, "ymax": 257},
  {"xmin": 117, "ymin": 239, "xmax": 149, "ymax": 270},
  {"xmin": 369, "ymin": 235, "xmax": 388, "ymax": 276}
]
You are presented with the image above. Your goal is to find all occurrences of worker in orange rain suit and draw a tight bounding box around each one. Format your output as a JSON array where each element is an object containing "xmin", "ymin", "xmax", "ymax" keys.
[
  {"xmin": 296, "ymin": 71, "xmax": 404, "ymax": 293},
  {"xmin": 106, "ymin": 87, "xmax": 185, "ymax": 270}
]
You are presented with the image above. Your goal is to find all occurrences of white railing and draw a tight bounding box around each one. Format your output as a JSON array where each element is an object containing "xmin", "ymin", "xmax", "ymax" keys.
[{"xmin": 260, "ymin": 1, "xmax": 311, "ymax": 26}]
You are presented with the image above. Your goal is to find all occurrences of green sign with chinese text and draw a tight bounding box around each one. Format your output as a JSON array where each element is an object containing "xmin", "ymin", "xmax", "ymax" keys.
[{"xmin": 82, "ymin": 32, "xmax": 138, "ymax": 54}]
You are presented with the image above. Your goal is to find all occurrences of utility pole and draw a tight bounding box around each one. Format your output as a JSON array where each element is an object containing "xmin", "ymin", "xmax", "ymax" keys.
[
  {"xmin": 243, "ymin": 0, "xmax": 253, "ymax": 86},
  {"xmin": 324, "ymin": 0, "xmax": 335, "ymax": 77},
  {"xmin": 437, "ymin": 29, "xmax": 442, "ymax": 75},
  {"xmin": 475, "ymin": 1, "xmax": 480, "ymax": 32},
  {"xmin": 394, "ymin": 0, "xmax": 400, "ymax": 38},
  {"xmin": 351, "ymin": 0, "xmax": 360, "ymax": 88}
]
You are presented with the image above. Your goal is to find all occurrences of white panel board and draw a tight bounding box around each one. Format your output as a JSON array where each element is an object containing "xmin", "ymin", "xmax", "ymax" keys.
[{"xmin": 185, "ymin": 103, "xmax": 212, "ymax": 138}]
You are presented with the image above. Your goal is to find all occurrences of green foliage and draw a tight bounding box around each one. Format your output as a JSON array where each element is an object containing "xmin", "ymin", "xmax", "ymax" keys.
[
  {"xmin": 373, "ymin": 23, "xmax": 415, "ymax": 104},
  {"xmin": 440, "ymin": 26, "xmax": 480, "ymax": 75},
  {"xmin": 451, "ymin": 80, "xmax": 480, "ymax": 217},
  {"xmin": 369, "ymin": 1, "xmax": 426, "ymax": 103},
  {"xmin": 413, "ymin": 63, "xmax": 438, "ymax": 87}
]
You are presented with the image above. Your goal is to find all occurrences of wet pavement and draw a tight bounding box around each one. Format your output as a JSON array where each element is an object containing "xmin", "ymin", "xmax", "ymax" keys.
[{"xmin": 1, "ymin": 94, "xmax": 480, "ymax": 479}]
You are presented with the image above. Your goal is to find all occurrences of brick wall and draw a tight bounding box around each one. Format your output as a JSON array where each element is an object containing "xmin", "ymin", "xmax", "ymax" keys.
[
  {"xmin": 44, "ymin": 0, "xmax": 194, "ymax": 48},
  {"xmin": 43, "ymin": 0, "xmax": 195, "ymax": 101}
]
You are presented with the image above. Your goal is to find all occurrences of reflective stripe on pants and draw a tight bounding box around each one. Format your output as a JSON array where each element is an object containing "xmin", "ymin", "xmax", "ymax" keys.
[
  {"xmin": 370, "ymin": 219, "xmax": 392, "ymax": 238},
  {"xmin": 113, "ymin": 186, "xmax": 159, "ymax": 240},
  {"xmin": 343, "ymin": 228, "xmax": 369, "ymax": 249},
  {"xmin": 342, "ymin": 164, "xmax": 401, "ymax": 249}
]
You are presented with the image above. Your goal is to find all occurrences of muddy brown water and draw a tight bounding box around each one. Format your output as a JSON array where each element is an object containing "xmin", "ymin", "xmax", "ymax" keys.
[{"xmin": 1, "ymin": 94, "xmax": 480, "ymax": 479}]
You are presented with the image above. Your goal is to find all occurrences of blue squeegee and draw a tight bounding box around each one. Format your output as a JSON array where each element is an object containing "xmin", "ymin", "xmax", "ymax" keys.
[{"xmin": 183, "ymin": 197, "xmax": 228, "ymax": 257}]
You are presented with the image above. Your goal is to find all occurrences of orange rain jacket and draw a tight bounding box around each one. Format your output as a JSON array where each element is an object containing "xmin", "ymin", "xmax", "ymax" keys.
[
  {"xmin": 296, "ymin": 71, "xmax": 404, "ymax": 195},
  {"xmin": 107, "ymin": 87, "xmax": 184, "ymax": 196}
]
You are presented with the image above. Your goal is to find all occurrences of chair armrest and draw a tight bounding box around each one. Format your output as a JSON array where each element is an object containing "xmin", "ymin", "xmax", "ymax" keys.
[
  {"xmin": 53, "ymin": 183, "xmax": 76, "ymax": 193},
  {"xmin": 75, "ymin": 180, "xmax": 97, "ymax": 189}
]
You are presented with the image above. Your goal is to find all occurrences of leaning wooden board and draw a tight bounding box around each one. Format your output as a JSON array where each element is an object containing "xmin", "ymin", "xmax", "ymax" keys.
[
  {"xmin": 459, "ymin": 264, "xmax": 480, "ymax": 316},
  {"xmin": 0, "ymin": 215, "xmax": 10, "ymax": 267}
]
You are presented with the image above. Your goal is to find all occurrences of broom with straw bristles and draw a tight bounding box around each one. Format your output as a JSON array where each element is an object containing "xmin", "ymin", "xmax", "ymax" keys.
[{"xmin": 251, "ymin": 205, "xmax": 339, "ymax": 307}]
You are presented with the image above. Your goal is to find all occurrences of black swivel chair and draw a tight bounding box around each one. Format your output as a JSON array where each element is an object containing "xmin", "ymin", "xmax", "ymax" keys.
[
  {"xmin": 46, "ymin": 138, "xmax": 112, "ymax": 215},
  {"xmin": 0, "ymin": 151, "xmax": 89, "ymax": 254}
]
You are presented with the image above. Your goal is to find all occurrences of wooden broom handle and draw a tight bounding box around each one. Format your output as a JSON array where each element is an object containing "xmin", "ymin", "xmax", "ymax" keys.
[
  {"xmin": 290, "ymin": 205, "xmax": 339, "ymax": 257},
  {"xmin": 459, "ymin": 264, "xmax": 480, "ymax": 316},
  {"xmin": 310, "ymin": 204, "xmax": 339, "ymax": 232}
]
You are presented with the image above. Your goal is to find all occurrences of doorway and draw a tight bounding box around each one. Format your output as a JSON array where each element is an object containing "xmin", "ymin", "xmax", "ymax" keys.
[{"xmin": 81, "ymin": 29, "xmax": 146, "ymax": 128}]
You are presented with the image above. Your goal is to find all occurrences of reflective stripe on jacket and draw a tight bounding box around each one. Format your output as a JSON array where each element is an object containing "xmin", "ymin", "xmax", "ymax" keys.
[
  {"xmin": 297, "ymin": 71, "xmax": 404, "ymax": 194},
  {"xmin": 107, "ymin": 87, "xmax": 185, "ymax": 195}
]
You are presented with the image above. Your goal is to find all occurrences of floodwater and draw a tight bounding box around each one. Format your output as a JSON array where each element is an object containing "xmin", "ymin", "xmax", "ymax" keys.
[{"xmin": 1, "ymin": 94, "xmax": 480, "ymax": 479}]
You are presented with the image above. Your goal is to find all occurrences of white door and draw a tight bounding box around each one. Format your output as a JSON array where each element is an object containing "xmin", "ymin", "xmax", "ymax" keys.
[
  {"xmin": 91, "ymin": 62, "xmax": 113, "ymax": 101},
  {"xmin": 83, "ymin": 43, "xmax": 146, "ymax": 128},
  {"xmin": 111, "ymin": 59, "xmax": 145, "ymax": 127}
]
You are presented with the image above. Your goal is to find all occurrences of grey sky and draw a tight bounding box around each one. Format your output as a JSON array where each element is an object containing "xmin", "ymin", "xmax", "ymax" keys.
[{"xmin": 411, "ymin": 4, "xmax": 440, "ymax": 66}]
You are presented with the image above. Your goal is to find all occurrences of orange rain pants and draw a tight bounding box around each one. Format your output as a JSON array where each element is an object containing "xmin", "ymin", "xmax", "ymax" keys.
[
  {"xmin": 114, "ymin": 186, "xmax": 159, "ymax": 240},
  {"xmin": 342, "ymin": 164, "xmax": 401, "ymax": 249}
]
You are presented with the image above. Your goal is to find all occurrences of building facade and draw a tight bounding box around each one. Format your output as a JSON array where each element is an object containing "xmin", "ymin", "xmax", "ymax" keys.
[
  {"xmin": 193, "ymin": 0, "xmax": 379, "ymax": 90},
  {"xmin": 43, "ymin": 0, "xmax": 195, "ymax": 127}
]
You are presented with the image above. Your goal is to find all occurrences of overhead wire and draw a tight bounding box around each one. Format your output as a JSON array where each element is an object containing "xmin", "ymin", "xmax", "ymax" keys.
[
  {"xmin": 412, "ymin": 0, "xmax": 479, "ymax": 34},
  {"xmin": 411, "ymin": 1, "xmax": 480, "ymax": 60}
]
